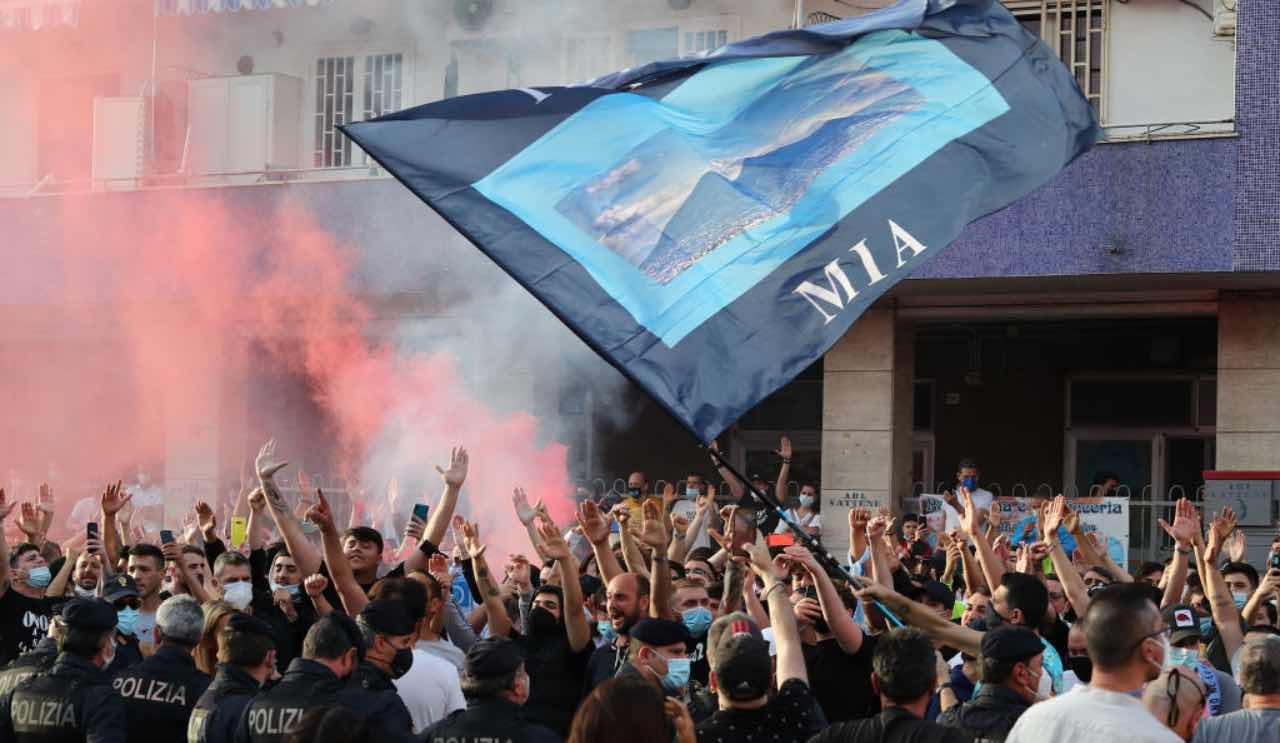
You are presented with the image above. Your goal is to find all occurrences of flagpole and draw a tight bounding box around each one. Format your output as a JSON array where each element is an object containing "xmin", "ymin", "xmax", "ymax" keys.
[{"xmin": 703, "ymin": 444, "xmax": 903, "ymax": 628}]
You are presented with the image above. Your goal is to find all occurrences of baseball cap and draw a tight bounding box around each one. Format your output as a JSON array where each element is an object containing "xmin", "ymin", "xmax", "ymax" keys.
[
  {"xmin": 103, "ymin": 574, "xmax": 139, "ymax": 603},
  {"xmin": 465, "ymin": 637, "xmax": 526, "ymax": 678},
  {"xmin": 980, "ymin": 626, "xmax": 1044, "ymax": 663},
  {"xmin": 1163, "ymin": 603, "xmax": 1200, "ymax": 645},
  {"xmin": 708, "ymin": 615, "xmax": 771, "ymax": 701}
]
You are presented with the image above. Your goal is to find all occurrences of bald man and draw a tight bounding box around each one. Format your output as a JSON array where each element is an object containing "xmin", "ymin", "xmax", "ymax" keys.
[{"xmin": 1144, "ymin": 666, "xmax": 1207, "ymax": 743}]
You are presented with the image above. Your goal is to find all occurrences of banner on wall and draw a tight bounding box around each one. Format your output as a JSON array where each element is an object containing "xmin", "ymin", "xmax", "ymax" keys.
[{"xmin": 990, "ymin": 497, "xmax": 1130, "ymax": 570}]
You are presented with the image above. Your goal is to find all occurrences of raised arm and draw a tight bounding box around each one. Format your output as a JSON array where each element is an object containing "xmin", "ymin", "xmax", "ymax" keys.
[
  {"xmin": 576, "ymin": 500, "xmax": 623, "ymax": 583},
  {"xmin": 708, "ymin": 440, "xmax": 746, "ymax": 503},
  {"xmin": 245, "ymin": 488, "xmax": 269, "ymax": 552},
  {"xmin": 959, "ymin": 488, "xmax": 1005, "ymax": 595},
  {"xmin": 304, "ymin": 574, "xmax": 334, "ymax": 617},
  {"xmin": 639, "ymin": 499, "xmax": 676, "ymax": 620},
  {"xmin": 1043, "ymin": 496, "xmax": 1090, "ymax": 618},
  {"xmin": 99, "ymin": 481, "xmax": 131, "ymax": 574},
  {"xmin": 255, "ymin": 439, "xmax": 323, "ymax": 578},
  {"xmin": 1243, "ymin": 569, "xmax": 1280, "ymax": 625},
  {"xmin": 1156, "ymin": 498, "xmax": 1198, "ymax": 608},
  {"xmin": 856, "ymin": 582, "xmax": 983, "ymax": 656},
  {"xmin": 538, "ymin": 519, "xmax": 590, "ymax": 652},
  {"xmin": 307, "ymin": 490, "xmax": 367, "ymax": 615},
  {"xmin": 775, "ymin": 436, "xmax": 792, "ymax": 508},
  {"xmin": 742, "ymin": 540, "xmax": 805, "ymax": 686},
  {"xmin": 613, "ymin": 506, "xmax": 649, "ymax": 578},
  {"xmin": 669, "ymin": 493, "xmax": 711, "ymax": 563},
  {"xmin": 460, "ymin": 518, "xmax": 511, "ymax": 639},
  {"xmin": 0, "ymin": 489, "xmax": 12, "ymax": 598},
  {"xmin": 424, "ymin": 447, "xmax": 468, "ymax": 549},
  {"xmin": 1201, "ymin": 507, "xmax": 1244, "ymax": 660},
  {"xmin": 848, "ymin": 508, "xmax": 870, "ymax": 568},
  {"xmin": 512, "ymin": 488, "xmax": 551, "ymax": 563},
  {"xmin": 787, "ymin": 544, "xmax": 863, "ymax": 654},
  {"xmin": 865, "ymin": 514, "xmax": 894, "ymax": 589}
]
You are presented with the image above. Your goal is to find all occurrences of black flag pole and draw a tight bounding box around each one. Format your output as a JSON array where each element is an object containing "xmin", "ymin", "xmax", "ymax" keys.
[{"xmin": 703, "ymin": 444, "xmax": 904, "ymax": 627}]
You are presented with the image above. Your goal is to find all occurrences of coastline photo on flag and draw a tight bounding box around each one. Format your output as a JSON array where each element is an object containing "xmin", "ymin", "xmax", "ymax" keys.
[{"xmin": 341, "ymin": 0, "xmax": 1099, "ymax": 445}]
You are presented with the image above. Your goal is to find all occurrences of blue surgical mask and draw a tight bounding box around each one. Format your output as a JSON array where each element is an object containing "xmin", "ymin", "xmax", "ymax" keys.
[
  {"xmin": 1169, "ymin": 647, "xmax": 1199, "ymax": 669},
  {"xmin": 596, "ymin": 619, "xmax": 617, "ymax": 645},
  {"xmin": 660, "ymin": 657, "xmax": 691, "ymax": 691},
  {"xmin": 269, "ymin": 581, "xmax": 301, "ymax": 597},
  {"xmin": 1231, "ymin": 592, "xmax": 1250, "ymax": 611},
  {"xmin": 116, "ymin": 607, "xmax": 139, "ymax": 636},
  {"xmin": 682, "ymin": 607, "xmax": 713, "ymax": 637},
  {"xmin": 799, "ymin": 495, "xmax": 815, "ymax": 508},
  {"xmin": 685, "ymin": 487, "xmax": 699, "ymax": 499},
  {"xmin": 25, "ymin": 566, "xmax": 51, "ymax": 588},
  {"xmin": 961, "ymin": 477, "xmax": 978, "ymax": 491}
]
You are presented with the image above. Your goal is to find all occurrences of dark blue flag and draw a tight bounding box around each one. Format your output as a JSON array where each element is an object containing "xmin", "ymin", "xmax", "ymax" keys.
[{"xmin": 342, "ymin": 0, "xmax": 1098, "ymax": 444}]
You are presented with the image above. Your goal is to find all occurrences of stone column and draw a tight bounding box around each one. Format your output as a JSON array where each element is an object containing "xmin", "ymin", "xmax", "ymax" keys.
[
  {"xmin": 1217, "ymin": 295, "xmax": 1280, "ymax": 468},
  {"xmin": 820, "ymin": 307, "xmax": 915, "ymax": 557}
]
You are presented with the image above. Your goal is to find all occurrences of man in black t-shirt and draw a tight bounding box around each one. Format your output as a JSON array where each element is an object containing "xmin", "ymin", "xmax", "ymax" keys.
[
  {"xmin": 0, "ymin": 493, "xmax": 55, "ymax": 666},
  {"xmin": 809, "ymin": 627, "xmax": 965, "ymax": 743}
]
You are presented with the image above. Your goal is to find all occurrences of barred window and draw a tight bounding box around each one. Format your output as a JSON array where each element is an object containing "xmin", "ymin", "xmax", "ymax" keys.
[{"xmin": 1009, "ymin": 0, "xmax": 1105, "ymax": 118}]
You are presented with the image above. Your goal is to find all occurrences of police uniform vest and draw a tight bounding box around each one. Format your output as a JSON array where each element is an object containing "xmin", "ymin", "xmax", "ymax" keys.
[
  {"xmin": 337, "ymin": 661, "xmax": 414, "ymax": 740},
  {"xmin": 421, "ymin": 698, "xmax": 561, "ymax": 743},
  {"xmin": 112, "ymin": 644, "xmax": 211, "ymax": 742},
  {"xmin": 238, "ymin": 658, "xmax": 345, "ymax": 743},
  {"xmin": 0, "ymin": 653, "xmax": 127, "ymax": 743},
  {"xmin": 0, "ymin": 640, "xmax": 58, "ymax": 698},
  {"xmin": 187, "ymin": 663, "xmax": 262, "ymax": 743}
]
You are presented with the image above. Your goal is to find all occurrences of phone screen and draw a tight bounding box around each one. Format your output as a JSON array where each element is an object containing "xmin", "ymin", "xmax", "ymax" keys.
[
  {"xmin": 412, "ymin": 503, "xmax": 430, "ymax": 521},
  {"xmin": 230, "ymin": 517, "xmax": 248, "ymax": 548},
  {"xmin": 160, "ymin": 529, "xmax": 175, "ymax": 545},
  {"xmin": 729, "ymin": 508, "xmax": 758, "ymax": 557},
  {"xmin": 86, "ymin": 522, "xmax": 99, "ymax": 540},
  {"xmin": 766, "ymin": 532, "xmax": 794, "ymax": 547}
]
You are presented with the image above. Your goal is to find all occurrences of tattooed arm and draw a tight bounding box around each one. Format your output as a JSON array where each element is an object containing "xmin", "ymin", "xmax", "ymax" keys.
[
  {"xmin": 461, "ymin": 519, "xmax": 512, "ymax": 638},
  {"xmin": 254, "ymin": 439, "xmax": 323, "ymax": 578}
]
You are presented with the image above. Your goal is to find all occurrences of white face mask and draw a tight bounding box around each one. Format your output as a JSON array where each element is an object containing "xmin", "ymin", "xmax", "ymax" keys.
[
  {"xmin": 73, "ymin": 585, "xmax": 96, "ymax": 599},
  {"xmin": 223, "ymin": 581, "xmax": 253, "ymax": 610}
]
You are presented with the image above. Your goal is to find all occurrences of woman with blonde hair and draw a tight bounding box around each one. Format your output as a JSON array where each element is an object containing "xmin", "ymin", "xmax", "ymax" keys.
[{"xmin": 194, "ymin": 599, "xmax": 239, "ymax": 675}]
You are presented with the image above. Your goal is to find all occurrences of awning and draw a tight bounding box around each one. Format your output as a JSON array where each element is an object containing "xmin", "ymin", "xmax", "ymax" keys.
[
  {"xmin": 0, "ymin": 0, "xmax": 80, "ymax": 30},
  {"xmin": 154, "ymin": 0, "xmax": 335, "ymax": 14}
]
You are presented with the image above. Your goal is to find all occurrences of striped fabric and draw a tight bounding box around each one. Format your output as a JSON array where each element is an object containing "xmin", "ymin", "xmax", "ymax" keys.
[{"xmin": 0, "ymin": 0, "xmax": 79, "ymax": 31}]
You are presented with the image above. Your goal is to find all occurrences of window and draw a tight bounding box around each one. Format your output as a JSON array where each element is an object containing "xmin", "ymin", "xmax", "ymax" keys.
[
  {"xmin": 314, "ymin": 52, "xmax": 406, "ymax": 168},
  {"xmin": 684, "ymin": 29, "xmax": 727, "ymax": 54},
  {"xmin": 564, "ymin": 35, "xmax": 613, "ymax": 83},
  {"xmin": 1008, "ymin": 1, "xmax": 1105, "ymax": 117},
  {"xmin": 628, "ymin": 27, "xmax": 679, "ymax": 68}
]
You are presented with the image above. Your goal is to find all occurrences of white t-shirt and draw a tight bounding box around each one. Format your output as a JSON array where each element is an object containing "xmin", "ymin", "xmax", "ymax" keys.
[
  {"xmin": 671, "ymin": 499, "xmax": 709, "ymax": 551},
  {"xmin": 968, "ymin": 488, "xmax": 994, "ymax": 514},
  {"xmin": 1006, "ymin": 684, "xmax": 1182, "ymax": 743},
  {"xmin": 393, "ymin": 647, "xmax": 466, "ymax": 733},
  {"xmin": 774, "ymin": 508, "xmax": 820, "ymax": 534}
]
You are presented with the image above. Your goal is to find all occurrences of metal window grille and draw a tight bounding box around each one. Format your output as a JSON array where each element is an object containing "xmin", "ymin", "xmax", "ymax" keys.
[
  {"xmin": 362, "ymin": 53, "xmax": 403, "ymax": 121},
  {"xmin": 314, "ymin": 55, "xmax": 354, "ymax": 167},
  {"xmin": 683, "ymin": 29, "xmax": 728, "ymax": 54},
  {"xmin": 1008, "ymin": 0, "xmax": 1106, "ymax": 119}
]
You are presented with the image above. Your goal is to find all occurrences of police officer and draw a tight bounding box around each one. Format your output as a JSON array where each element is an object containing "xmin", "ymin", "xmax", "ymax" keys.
[
  {"xmin": 422, "ymin": 637, "xmax": 560, "ymax": 743},
  {"xmin": 0, "ymin": 617, "xmax": 61, "ymax": 698},
  {"xmin": 0, "ymin": 598, "xmax": 127, "ymax": 742},
  {"xmin": 339, "ymin": 600, "xmax": 416, "ymax": 740},
  {"xmin": 112, "ymin": 594, "xmax": 212, "ymax": 741},
  {"xmin": 101, "ymin": 575, "xmax": 143, "ymax": 675},
  {"xmin": 937, "ymin": 625, "xmax": 1043, "ymax": 741},
  {"xmin": 188, "ymin": 614, "xmax": 276, "ymax": 743},
  {"xmin": 235, "ymin": 612, "xmax": 360, "ymax": 743}
]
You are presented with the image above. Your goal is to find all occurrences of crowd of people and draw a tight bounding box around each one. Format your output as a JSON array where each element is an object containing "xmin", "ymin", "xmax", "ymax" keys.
[{"xmin": 0, "ymin": 439, "xmax": 1278, "ymax": 743}]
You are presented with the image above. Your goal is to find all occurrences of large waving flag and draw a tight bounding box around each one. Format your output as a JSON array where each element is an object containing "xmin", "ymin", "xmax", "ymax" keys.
[{"xmin": 343, "ymin": 0, "xmax": 1097, "ymax": 444}]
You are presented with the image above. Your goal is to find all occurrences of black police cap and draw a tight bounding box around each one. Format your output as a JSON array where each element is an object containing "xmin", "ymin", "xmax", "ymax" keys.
[
  {"xmin": 226, "ymin": 613, "xmax": 275, "ymax": 640},
  {"xmin": 630, "ymin": 618, "xmax": 691, "ymax": 647},
  {"xmin": 358, "ymin": 599, "xmax": 417, "ymax": 636},
  {"xmin": 61, "ymin": 598, "xmax": 117, "ymax": 631},
  {"xmin": 980, "ymin": 625, "xmax": 1044, "ymax": 663},
  {"xmin": 465, "ymin": 637, "xmax": 526, "ymax": 678}
]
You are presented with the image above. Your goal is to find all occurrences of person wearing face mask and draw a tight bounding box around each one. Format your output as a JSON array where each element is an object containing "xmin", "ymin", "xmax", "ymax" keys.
[
  {"xmin": 672, "ymin": 580, "xmax": 713, "ymax": 685},
  {"xmin": 339, "ymin": 600, "xmax": 417, "ymax": 740},
  {"xmin": 1005, "ymin": 584, "xmax": 1183, "ymax": 743},
  {"xmin": 187, "ymin": 614, "xmax": 277, "ymax": 743},
  {"xmin": 621, "ymin": 472, "xmax": 650, "ymax": 527},
  {"xmin": 0, "ymin": 615, "xmax": 62, "ymax": 697},
  {"xmin": 0, "ymin": 520, "xmax": 56, "ymax": 667},
  {"xmin": 937, "ymin": 626, "xmax": 1044, "ymax": 742},
  {"xmin": 1061, "ymin": 623, "xmax": 1092, "ymax": 691},
  {"xmin": 238, "ymin": 612, "xmax": 363, "ymax": 743},
  {"xmin": 212, "ymin": 550, "xmax": 306, "ymax": 674},
  {"xmin": 942, "ymin": 458, "xmax": 994, "ymax": 524},
  {"xmin": 102, "ymin": 574, "xmax": 145, "ymax": 674},
  {"xmin": 371, "ymin": 578, "xmax": 465, "ymax": 734},
  {"xmin": 0, "ymin": 598, "xmax": 127, "ymax": 742},
  {"xmin": 422, "ymin": 637, "xmax": 559, "ymax": 743},
  {"xmin": 1162, "ymin": 604, "xmax": 1242, "ymax": 716},
  {"xmin": 112, "ymin": 594, "xmax": 212, "ymax": 742},
  {"xmin": 621, "ymin": 618, "xmax": 692, "ymax": 696}
]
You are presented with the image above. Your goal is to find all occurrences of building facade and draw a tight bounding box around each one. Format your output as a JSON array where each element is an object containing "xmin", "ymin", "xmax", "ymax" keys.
[{"xmin": 0, "ymin": 0, "xmax": 1274, "ymax": 564}]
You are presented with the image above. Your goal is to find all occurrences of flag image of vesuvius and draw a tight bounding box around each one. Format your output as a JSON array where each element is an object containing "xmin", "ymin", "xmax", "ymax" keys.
[{"xmin": 341, "ymin": 0, "xmax": 1099, "ymax": 445}]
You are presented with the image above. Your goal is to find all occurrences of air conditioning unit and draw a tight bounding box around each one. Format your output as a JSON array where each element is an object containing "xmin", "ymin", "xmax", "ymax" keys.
[
  {"xmin": 91, "ymin": 96, "xmax": 145, "ymax": 191},
  {"xmin": 1212, "ymin": 0, "xmax": 1235, "ymax": 37}
]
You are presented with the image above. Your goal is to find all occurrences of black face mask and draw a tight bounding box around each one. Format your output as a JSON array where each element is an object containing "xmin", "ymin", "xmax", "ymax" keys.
[
  {"xmin": 627, "ymin": 487, "xmax": 642, "ymax": 498},
  {"xmin": 986, "ymin": 609, "xmax": 1006, "ymax": 629},
  {"xmin": 528, "ymin": 607, "xmax": 559, "ymax": 635},
  {"xmin": 1068, "ymin": 654, "xmax": 1092, "ymax": 683},
  {"xmin": 389, "ymin": 647, "xmax": 414, "ymax": 679}
]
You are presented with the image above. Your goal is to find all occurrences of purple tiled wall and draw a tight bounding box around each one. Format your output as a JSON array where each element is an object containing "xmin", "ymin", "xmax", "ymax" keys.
[{"xmin": 1232, "ymin": 0, "xmax": 1279, "ymax": 270}]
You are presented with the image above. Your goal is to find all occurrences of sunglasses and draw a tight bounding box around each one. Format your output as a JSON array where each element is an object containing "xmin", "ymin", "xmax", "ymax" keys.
[
  {"xmin": 1162, "ymin": 668, "xmax": 1206, "ymax": 729},
  {"xmin": 113, "ymin": 597, "xmax": 142, "ymax": 611}
]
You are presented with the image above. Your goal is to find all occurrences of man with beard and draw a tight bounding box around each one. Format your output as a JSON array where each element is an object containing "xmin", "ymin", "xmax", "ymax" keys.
[{"xmin": 584, "ymin": 572, "xmax": 650, "ymax": 692}]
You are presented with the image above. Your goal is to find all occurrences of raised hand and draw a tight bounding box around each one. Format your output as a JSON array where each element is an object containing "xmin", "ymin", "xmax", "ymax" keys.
[
  {"xmin": 255, "ymin": 438, "xmax": 288, "ymax": 480},
  {"xmin": 670, "ymin": 511, "xmax": 690, "ymax": 536},
  {"xmin": 537, "ymin": 518, "xmax": 571, "ymax": 561},
  {"xmin": 1228, "ymin": 529, "xmax": 1248, "ymax": 563},
  {"xmin": 16, "ymin": 502, "xmax": 42, "ymax": 539},
  {"xmin": 100, "ymin": 480, "xmax": 132, "ymax": 516},
  {"xmin": 1157, "ymin": 498, "xmax": 1199, "ymax": 547},
  {"xmin": 37, "ymin": 483, "xmax": 53, "ymax": 515},
  {"xmin": 639, "ymin": 499, "xmax": 668, "ymax": 550},
  {"xmin": 1207, "ymin": 506, "xmax": 1237, "ymax": 557},
  {"xmin": 436, "ymin": 446, "xmax": 469, "ymax": 489},
  {"xmin": 849, "ymin": 507, "xmax": 870, "ymax": 534},
  {"xmin": 247, "ymin": 487, "xmax": 266, "ymax": 512},
  {"xmin": 303, "ymin": 573, "xmax": 329, "ymax": 597},
  {"xmin": 1061, "ymin": 505, "xmax": 1080, "ymax": 535},
  {"xmin": 866, "ymin": 515, "xmax": 888, "ymax": 541},
  {"xmin": 958, "ymin": 488, "xmax": 981, "ymax": 537},
  {"xmin": 0, "ymin": 489, "xmax": 14, "ymax": 522},
  {"xmin": 428, "ymin": 553, "xmax": 453, "ymax": 589},
  {"xmin": 776, "ymin": 436, "xmax": 793, "ymax": 462},
  {"xmin": 782, "ymin": 544, "xmax": 820, "ymax": 573},
  {"xmin": 459, "ymin": 520, "xmax": 486, "ymax": 559},
  {"xmin": 576, "ymin": 500, "xmax": 611, "ymax": 545},
  {"xmin": 512, "ymin": 487, "xmax": 538, "ymax": 526},
  {"xmin": 195, "ymin": 500, "xmax": 217, "ymax": 539},
  {"xmin": 303, "ymin": 490, "xmax": 334, "ymax": 532},
  {"xmin": 741, "ymin": 539, "xmax": 784, "ymax": 581},
  {"xmin": 505, "ymin": 554, "xmax": 532, "ymax": 589},
  {"xmin": 1043, "ymin": 495, "xmax": 1067, "ymax": 543}
]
